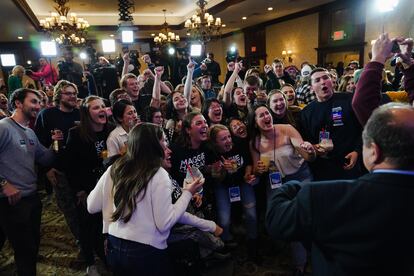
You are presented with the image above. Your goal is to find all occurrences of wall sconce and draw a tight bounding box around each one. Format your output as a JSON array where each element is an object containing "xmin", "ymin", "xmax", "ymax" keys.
[{"xmin": 282, "ymin": 50, "xmax": 293, "ymax": 63}]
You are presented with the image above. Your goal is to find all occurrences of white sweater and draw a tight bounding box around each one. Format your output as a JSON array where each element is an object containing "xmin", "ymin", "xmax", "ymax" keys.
[
  {"xmin": 106, "ymin": 125, "xmax": 128, "ymax": 157},
  {"xmin": 87, "ymin": 166, "xmax": 216, "ymax": 250}
]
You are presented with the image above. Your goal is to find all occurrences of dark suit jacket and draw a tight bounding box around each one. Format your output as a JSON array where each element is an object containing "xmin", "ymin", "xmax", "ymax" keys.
[{"xmin": 266, "ymin": 172, "xmax": 414, "ymax": 276}]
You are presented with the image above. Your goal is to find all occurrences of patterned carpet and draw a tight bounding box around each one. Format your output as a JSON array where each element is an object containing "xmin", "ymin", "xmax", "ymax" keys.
[{"xmin": 0, "ymin": 192, "xmax": 310, "ymax": 276}]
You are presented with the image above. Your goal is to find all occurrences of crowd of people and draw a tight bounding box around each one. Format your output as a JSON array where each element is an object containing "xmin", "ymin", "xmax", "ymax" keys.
[{"xmin": 0, "ymin": 32, "xmax": 414, "ymax": 276}]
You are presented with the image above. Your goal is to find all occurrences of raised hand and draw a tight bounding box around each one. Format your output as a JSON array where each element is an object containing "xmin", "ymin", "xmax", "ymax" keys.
[
  {"xmin": 187, "ymin": 57, "xmax": 196, "ymax": 72},
  {"xmin": 371, "ymin": 33, "xmax": 395, "ymax": 64},
  {"xmin": 123, "ymin": 53, "xmax": 130, "ymax": 64},
  {"xmin": 154, "ymin": 66, "xmax": 164, "ymax": 79},
  {"xmin": 234, "ymin": 61, "xmax": 243, "ymax": 73},
  {"xmin": 264, "ymin": 64, "xmax": 272, "ymax": 74},
  {"xmin": 143, "ymin": 69, "xmax": 154, "ymax": 81},
  {"xmin": 396, "ymin": 37, "xmax": 414, "ymax": 66},
  {"xmin": 227, "ymin": 61, "xmax": 235, "ymax": 71}
]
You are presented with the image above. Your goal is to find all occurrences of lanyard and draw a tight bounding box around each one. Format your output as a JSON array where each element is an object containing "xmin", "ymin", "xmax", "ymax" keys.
[{"xmin": 273, "ymin": 126, "xmax": 276, "ymax": 163}]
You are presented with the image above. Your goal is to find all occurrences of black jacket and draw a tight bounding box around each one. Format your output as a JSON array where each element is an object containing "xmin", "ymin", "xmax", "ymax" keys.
[
  {"xmin": 266, "ymin": 172, "xmax": 414, "ymax": 276},
  {"xmin": 63, "ymin": 127, "xmax": 109, "ymax": 194}
]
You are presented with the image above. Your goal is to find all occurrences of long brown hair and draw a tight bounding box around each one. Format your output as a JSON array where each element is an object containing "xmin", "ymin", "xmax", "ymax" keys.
[
  {"xmin": 79, "ymin": 96, "xmax": 109, "ymax": 143},
  {"xmin": 178, "ymin": 111, "xmax": 203, "ymax": 148},
  {"xmin": 110, "ymin": 123, "xmax": 165, "ymax": 223},
  {"xmin": 266, "ymin": 90, "xmax": 297, "ymax": 128}
]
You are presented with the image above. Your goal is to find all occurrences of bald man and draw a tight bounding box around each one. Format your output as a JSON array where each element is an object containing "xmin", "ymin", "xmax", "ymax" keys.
[{"xmin": 266, "ymin": 103, "xmax": 414, "ymax": 276}]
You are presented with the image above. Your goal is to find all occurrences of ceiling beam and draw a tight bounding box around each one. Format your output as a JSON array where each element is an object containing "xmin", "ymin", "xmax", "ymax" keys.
[{"xmin": 12, "ymin": 0, "xmax": 41, "ymax": 32}]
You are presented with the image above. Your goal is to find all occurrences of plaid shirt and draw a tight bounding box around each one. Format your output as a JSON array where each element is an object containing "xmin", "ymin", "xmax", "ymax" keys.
[{"xmin": 296, "ymin": 83, "xmax": 316, "ymax": 105}]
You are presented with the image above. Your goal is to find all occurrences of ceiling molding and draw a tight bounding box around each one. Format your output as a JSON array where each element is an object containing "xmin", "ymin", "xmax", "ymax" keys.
[
  {"xmin": 12, "ymin": 0, "xmax": 41, "ymax": 32},
  {"xmin": 208, "ymin": 0, "xmax": 246, "ymax": 15},
  {"xmin": 82, "ymin": 0, "xmax": 245, "ymax": 33},
  {"xmin": 91, "ymin": 24, "xmax": 182, "ymax": 32}
]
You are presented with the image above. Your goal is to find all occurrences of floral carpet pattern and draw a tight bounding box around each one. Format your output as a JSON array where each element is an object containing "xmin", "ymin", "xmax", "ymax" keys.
[{"xmin": 0, "ymin": 193, "xmax": 309, "ymax": 276}]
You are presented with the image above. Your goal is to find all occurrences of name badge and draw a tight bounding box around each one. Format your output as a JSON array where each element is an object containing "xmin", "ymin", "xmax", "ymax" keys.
[
  {"xmin": 228, "ymin": 186, "xmax": 241, "ymax": 202},
  {"xmin": 319, "ymin": 131, "xmax": 330, "ymax": 143},
  {"xmin": 269, "ymin": 172, "xmax": 282, "ymax": 189},
  {"xmin": 332, "ymin": 107, "xmax": 344, "ymax": 126}
]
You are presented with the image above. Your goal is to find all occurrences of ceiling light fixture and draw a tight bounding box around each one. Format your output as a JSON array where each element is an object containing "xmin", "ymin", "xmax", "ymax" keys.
[
  {"xmin": 39, "ymin": 0, "xmax": 89, "ymax": 46},
  {"xmin": 17, "ymin": 36, "xmax": 23, "ymax": 40},
  {"xmin": 154, "ymin": 9, "xmax": 180, "ymax": 45},
  {"xmin": 184, "ymin": 0, "xmax": 223, "ymax": 44},
  {"xmin": 118, "ymin": 0, "xmax": 137, "ymax": 44},
  {"xmin": 268, "ymin": 7, "xmax": 273, "ymax": 11},
  {"xmin": 242, "ymin": 16, "xmax": 247, "ymax": 20}
]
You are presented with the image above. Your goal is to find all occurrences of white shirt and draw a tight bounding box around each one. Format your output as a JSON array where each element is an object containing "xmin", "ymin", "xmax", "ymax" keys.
[
  {"xmin": 106, "ymin": 125, "xmax": 128, "ymax": 157},
  {"xmin": 87, "ymin": 166, "xmax": 216, "ymax": 249}
]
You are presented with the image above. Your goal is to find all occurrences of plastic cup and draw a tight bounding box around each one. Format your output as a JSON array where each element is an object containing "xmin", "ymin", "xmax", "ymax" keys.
[
  {"xmin": 260, "ymin": 155, "xmax": 271, "ymax": 170},
  {"xmin": 185, "ymin": 166, "xmax": 204, "ymax": 194}
]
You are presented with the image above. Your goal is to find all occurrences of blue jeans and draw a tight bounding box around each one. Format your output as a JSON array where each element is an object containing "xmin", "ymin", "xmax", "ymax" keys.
[
  {"xmin": 107, "ymin": 235, "xmax": 175, "ymax": 276},
  {"xmin": 266, "ymin": 162, "xmax": 312, "ymax": 268},
  {"xmin": 214, "ymin": 182, "xmax": 258, "ymax": 241},
  {"xmin": 283, "ymin": 162, "xmax": 313, "ymax": 183}
]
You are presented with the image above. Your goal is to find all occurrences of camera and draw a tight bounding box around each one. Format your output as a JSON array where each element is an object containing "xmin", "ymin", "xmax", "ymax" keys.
[
  {"xmin": 57, "ymin": 61, "xmax": 72, "ymax": 74},
  {"xmin": 202, "ymin": 58, "xmax": 212, "ymax": 64}
]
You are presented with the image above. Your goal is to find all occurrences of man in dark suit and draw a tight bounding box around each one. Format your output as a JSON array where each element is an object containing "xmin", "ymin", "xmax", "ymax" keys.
[{"xmin": 266, "ymin": 102, "xmax": 414, "ymax": 276}]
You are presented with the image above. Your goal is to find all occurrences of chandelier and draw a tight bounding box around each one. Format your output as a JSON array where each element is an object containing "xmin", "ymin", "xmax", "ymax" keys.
[
  {"xmin": 184, "ymin": 0, "xmax": 222, "ymax": 44},
  {"xmin": 154, "ymin": 10, "xmax": 180, "ymax": 45},
  {"xmin": 39, "ymin": 0, "xmax": 89, "ymax": 46}
]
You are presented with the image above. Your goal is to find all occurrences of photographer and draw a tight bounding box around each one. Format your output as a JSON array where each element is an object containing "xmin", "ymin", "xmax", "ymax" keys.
[
  {"xmin": 192, "ymin": 53, "xmax": 221, "ymax": 86},
  {"xmin": 116, "ymin": 47, "xmax": 141, "ymax": 77},
  {"xmin": 205, "ymin": 53, "xmax": 221, "ymax": 85},
  {"xmin": 58, "ymin": 47, "xmax": 86, "ymax": 97},
  {"xmin": 26, "ymin": 57, "xmax": 58, "ymax": 87},
  {"xmin": 91, "ymin": 56, "xmax": 120, "ymax": 100}
]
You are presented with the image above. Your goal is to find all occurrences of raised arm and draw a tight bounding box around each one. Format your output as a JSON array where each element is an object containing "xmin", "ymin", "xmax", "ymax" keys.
[
  {"xmin": 184, "ymin": 57, "xmax": 195, "ymax": 106},
  {"xmin": 160, "ymin": 81, "xmax": 172, "ymax": 95},
  {"xmin": 121, "ymin": 53, "xmax": 130, "ymax": 77},
  {"xmin": 223, "ymin": 61, "xmax": 242, "ymax": 107},
  {"xmin": 150, "ymin": 66, "xmax": 163, "ymax": 108},
  {"xmin": 398, "ymin": 38, "xmax": 414, "ymax": 103},
  {"xmin": 352, "ymin": 33, "xmax": 397, "ymax": 125}
]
